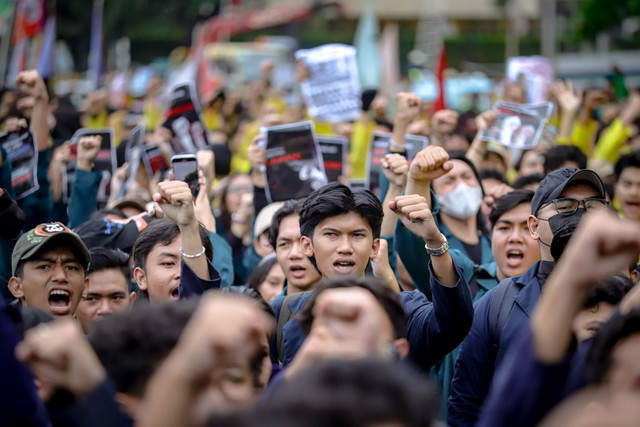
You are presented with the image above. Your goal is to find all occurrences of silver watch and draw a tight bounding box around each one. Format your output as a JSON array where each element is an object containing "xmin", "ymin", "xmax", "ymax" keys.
[{"xmin": 424, "ymin": 234, "xmax": 449, "ymax": 256}]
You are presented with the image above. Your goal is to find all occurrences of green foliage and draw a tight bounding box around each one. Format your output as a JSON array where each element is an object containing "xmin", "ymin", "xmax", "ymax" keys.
[{"xmin": 578, "ymin": 0, "xmax": 640, "ymax": 40}]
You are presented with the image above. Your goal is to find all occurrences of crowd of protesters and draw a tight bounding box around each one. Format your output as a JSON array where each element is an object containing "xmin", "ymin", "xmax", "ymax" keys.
[{"xmin": 1, "ymin": 55, "xmax": 640, "ymax": 427}]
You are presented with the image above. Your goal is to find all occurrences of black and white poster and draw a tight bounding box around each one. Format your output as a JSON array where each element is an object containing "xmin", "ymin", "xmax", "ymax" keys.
[
  {"xmin": 295, "ymin": 44, "xmax": 361, "ymax": 123},
  {"xmin": 63, "ymin": 128, "xmax": 117, "ymax": 208},
  {"xmin": 162, "ymin": 82, "xmax": 208, "ymax": 154},
  {"xmin": 317, "ymin": 135, "xmax": 348, "ymax": 183},
  {"xmin": 264, "ymin": 121, "xmax": 328, "ymax": 203},
  {"xmin": 118, "ymin": 123, "xmax": 145, "ymax": 199},
  {"xmin": 480, "ymin": 101, "xmax": 553, "ymax": 150},
  {"xmin": 0, "ymin": 128, "xmax": 39, "ymax": 199},
  {"xmin": 365, "ymin": 132, "xmax": 429, "ymax": 195},
  {"xmin": 141, "ymin": 143, "xmax": 170, "ymax": 182}
]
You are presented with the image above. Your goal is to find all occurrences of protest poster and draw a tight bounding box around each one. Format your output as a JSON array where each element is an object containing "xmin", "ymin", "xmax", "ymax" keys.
[
  {"xmin": 506, "ymin": 56, "xmax": 553, "ymax": 104},
  {"xmin": 141, "ymin": 144, "xmax": 171, "ymax": 182},
  {"xmin": 263, "ymin": 121, "xmax": 327, "ymax": 203},
  {"xmin": 63, "ymin": 128, "xmax": 117, "ymax": 208},
  {"xmin": 365, "ymin": 132, "xmax": 429, "ymax": 195},
  {"xmin": 480, "ymin": 101, "xmax": 554, "ymax": 150},
  {"xmin": 117, "ymin": 123, "xmax": 145, "ymax": 200},
  {"xmin": 0, "ymin": 128, "xmax": 39, "ymax": 199},
  {"xmin": 317, "ymin": 135, "xmax": 348, "ymax": 183},
  {"xmin": 295, "ymin": 44, "xmax": 361, "ymax": 123},
  {"xmin": 162, "ymin": 82, "xmax": 208, "ymax": 154}
]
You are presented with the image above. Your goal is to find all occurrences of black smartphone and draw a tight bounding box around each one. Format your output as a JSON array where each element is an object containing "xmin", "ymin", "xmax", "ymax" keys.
[{"xmin": 171, "ymin": 154, "xmax": 199, "ymax": 198}]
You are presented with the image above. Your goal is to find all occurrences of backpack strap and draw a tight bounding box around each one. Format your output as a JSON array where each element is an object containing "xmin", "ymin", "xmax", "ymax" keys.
[
  {"xmin": 276, "ymin": 292, "xmax": 304, "ymax": 364},
  {"xmin": 488, "ymin": 278, "xmax": 519, "ymax": 356}
]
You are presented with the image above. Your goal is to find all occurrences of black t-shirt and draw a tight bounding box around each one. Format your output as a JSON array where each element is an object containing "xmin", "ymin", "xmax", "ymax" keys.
[{"xmin": 462, "ymin": 240, "xmax": 483, "ymax": 265}]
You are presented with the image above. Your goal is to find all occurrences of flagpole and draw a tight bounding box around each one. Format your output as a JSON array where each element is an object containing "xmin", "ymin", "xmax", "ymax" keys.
[{"xmin": 0, "ymin": 1, "xmax": 16, "ymax": 88}]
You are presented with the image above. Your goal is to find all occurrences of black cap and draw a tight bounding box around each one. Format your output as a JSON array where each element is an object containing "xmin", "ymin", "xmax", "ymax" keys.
[{"xmin": 531, "ymin": 168, "xmax": 606, "ymax": 215}]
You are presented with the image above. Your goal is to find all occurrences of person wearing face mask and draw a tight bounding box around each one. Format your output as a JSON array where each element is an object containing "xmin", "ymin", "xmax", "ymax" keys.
[
  {"xmin": 394, "ymin": 146, "xmax": 493, "ymax": 300},
  {"xmin": 448, "ymin": 167, "xmax": 610, "ymax": 427}
]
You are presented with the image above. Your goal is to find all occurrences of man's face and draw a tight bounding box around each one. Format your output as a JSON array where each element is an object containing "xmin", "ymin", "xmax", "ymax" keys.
[
  {"xmin": 491, "ymin": 203, "xmax": 540, "ymax": 280},
  {"xmin": 572, "ymin": 302, "xmax": 616, "ymax": 345},
  {"xmin": 530, "ymin": 183, "xmax": 602, "ymax": 260},
  {"xmin": 301, "ymin": 212, "xmax": 379, "ymax": 279},
  {"xmin": 275, "ymin": 215, "xmax": 321, "ymax": 292},
  {"xmin": 75, "ymin": 268, "xmax": 133, "ymax": 332},
  {"xmin": 615, "ymin": 167, "xmax": 640, "ymax": 221},
  {"xmin": 518, "ymin": 151, "xmax": 544, "ymax": 177},
  {"xmin": 432, "ymin": 159, "xmax": 480, "ymax": 196},
  {"xmin": 135, "ymin": 235, "xmax": 182, "ymax": 302},
  {"xmin": 11, "ymin": 246, "xmax": 87, "ymax": 317}
]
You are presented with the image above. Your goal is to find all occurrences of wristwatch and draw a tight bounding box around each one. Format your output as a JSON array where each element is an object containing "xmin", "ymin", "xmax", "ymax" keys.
[{"xmin": 424, "ymin": 234, "xmax": 449, "ymax": 256}]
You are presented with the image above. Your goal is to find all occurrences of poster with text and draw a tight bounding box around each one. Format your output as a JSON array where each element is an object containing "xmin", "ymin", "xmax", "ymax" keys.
[
  {"xmin": 317, "ymin": 135, "xmax": 348, "ymax": 183},
  {"xmin": 141, "ymin": 144, "xmax": 171, "ymax": 182},
  {"xmin": 0, "ymin": 128, "xmax": 39, "ymax": 199},
  {"xmin": 162, "ymin": 82, "xmax": 208, "ymax": 154},
  {"xmin": 480, "ymin": 101, "xmax": 554, "ymax": 150},
  {"xmin": 264, "ymin": 121, "xmax": 327, "ymax": 203},
  {"xmin": 295, "ymin": 44, "xmax": 361, "ymax": 123},
  {"xmin": 63, "ymin": 128, "xmax": 117, "ymax": 209},
  {"xmin": 366, "ymin": 133, "xmax": 429, "ymax": 196}
]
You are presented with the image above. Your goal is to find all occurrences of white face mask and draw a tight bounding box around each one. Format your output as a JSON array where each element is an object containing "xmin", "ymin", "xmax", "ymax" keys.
[{"xmin": 437, "ymin": 182, "xmax": 483, "ymax": 220}]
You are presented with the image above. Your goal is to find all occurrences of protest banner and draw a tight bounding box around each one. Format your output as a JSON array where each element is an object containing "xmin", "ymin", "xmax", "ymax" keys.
[
  {"xmin": 263, "ymin": 121, "xmax": 327, "ymax": 203},
  {"xmin": 162, "ymin": 82, "xmax": 208, "ymax": 154},
  {"xmin": 365, "ymin": 132, "xmax": 428, "ymax": 195},
  {"xmin": 141, "ymin": 144, "xmax": 171, "ymax": 182},
  {"xmin": 506, "ymin": 56, "xmax": 553, "ymax": 104},
  {"xmin": 63, "ymin": 128, "xmax": 117, "ymax": 208},
  {"xmin": 0, "ymin": 128, "xmax": 39, "ymax": 199},
  {"xmin": 317, "ymin": 135, "xmax": 348, "ymax": 183},
  {"xmin": 480, "ymin": 101, "xmax": 554, "ymax": 150},
  {"xmin": 117, "ymin": 123, "xmax": 145, "ymax": 200},
  {"xmin": 295, "ymin": 44, "xmax": 361, "ymax": 123}
]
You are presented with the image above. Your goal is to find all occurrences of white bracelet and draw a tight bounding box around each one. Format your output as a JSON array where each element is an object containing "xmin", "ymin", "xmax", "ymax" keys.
[
  {"xmin": 389, "ymin": 139, "xmax": 406, "ymax": 150},
  {"xmin": 180, "ymin": 246, "xmax": 206, "ymax": 259}
]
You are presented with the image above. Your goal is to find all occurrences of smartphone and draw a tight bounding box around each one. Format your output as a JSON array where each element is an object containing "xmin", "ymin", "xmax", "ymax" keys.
[{"xmin": 171, "ymin": 154, "xmax": 199, "ymax": 198}]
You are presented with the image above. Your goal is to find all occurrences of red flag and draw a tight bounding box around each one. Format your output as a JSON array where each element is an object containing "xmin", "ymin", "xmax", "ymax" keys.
[{"xmin": 433, "ymin": 46, "xmax": 447, "ymax": 113}]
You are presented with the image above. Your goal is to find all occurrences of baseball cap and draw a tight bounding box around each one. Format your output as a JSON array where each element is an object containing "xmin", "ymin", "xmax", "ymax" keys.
[
  {"xmin": 531, "ymin": 168, "xmax": 606, "ymax": 215},
  {"xmin": 12, "ymin": 223, "xmax": 91, "ymax": 276},
  {"xmin": 254, "ymin": 202, "xmax": 286, "ymax": 238}
]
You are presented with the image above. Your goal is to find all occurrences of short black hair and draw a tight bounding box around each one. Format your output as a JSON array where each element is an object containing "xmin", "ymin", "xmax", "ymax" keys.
[
  {"xmin": 246, "ymin": 358, "xmax": 438, "ymax": 427},
  {"xmin": 488, "ymin": 189, "xmax": 534, "ymax": 230},
  {"xmin": 132, "ymin": 219, "xmax": 213, "ymax": 272},
  {"xmin": 299, "ymin": 182, "xmax": 383, "ymax": 240},
  {"xmin": 296, "ymin": 276, "xmax": 407, "ymax": 340},
  {"xmin": 512, "ymin": 173, "xmax": 544, "ymax": 190},
  {"xmin": 88, "ymin": 299, "xmax": 199, "ymax": 397},
  {"xmin": 479, "ymin": 168, "xmax": 507, "ymax": 184},
  {"xmin": 585, "ymin": 308, "xmax": 640, "ymax": 385},
  {"xmin": 247, "ymin": 254, "xmax": 279, "ymax": 293},
  {"xmin": 87, "ymin": 247, "xmax": 131, "ymax": 287},
  {"xmin": 582, "ymin": 275, "xmax": 634, "ymax": 310},
  {"xmin": 614, "ymin": 150, "xmax": 640, "ymax": 182},
  {"xmin": 544, "ymin": 145, "xmax": 587, "ymax": 175},
  {"xmin": 268, "ymin": 200, "xmax": 303, "ymax": 249}
]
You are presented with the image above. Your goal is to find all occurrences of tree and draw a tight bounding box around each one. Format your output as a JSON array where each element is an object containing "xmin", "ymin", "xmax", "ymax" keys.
[{"xmin": 578, "ymin": 0, "xmax": 640, "ymax": 40}]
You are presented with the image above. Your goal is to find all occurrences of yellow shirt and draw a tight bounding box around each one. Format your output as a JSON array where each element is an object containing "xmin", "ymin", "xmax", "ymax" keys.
[{"xmin": 349, "ymin": 119, "xmax": 376, "ymax": 179}]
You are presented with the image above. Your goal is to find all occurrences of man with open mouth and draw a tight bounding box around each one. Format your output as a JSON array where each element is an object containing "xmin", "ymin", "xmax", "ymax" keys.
[{"xmin": 8, "ymin": 222, "xmax": 91, "ymax": 318}]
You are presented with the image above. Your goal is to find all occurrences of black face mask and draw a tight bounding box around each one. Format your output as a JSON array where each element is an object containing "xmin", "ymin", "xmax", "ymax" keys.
[{"xmin": 547, "ymin": 209, "xmax": 586, "ymax": 262}]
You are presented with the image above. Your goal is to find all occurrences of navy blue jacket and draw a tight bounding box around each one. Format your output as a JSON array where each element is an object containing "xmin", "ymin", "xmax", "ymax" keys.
[
  {"xmin": 275, "ymin": 261, "xmax": 474, "ymax": 372},
  {"xmin": 448, "ymin": 261, "xmax": 543, "ymax": 427},
  {"xmin": 476, "ymin": 324, "xmax": 589, "ymax": 427}
]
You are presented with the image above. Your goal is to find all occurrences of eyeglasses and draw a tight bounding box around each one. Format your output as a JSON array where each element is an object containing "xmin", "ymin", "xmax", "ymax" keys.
[
  {"xmin": 227, "ymin": 185, "xmax": 252, "ymax": 194},
  {"xmin": 539, "ymin": 197, "xmax": 609, "ymax": 216}
]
